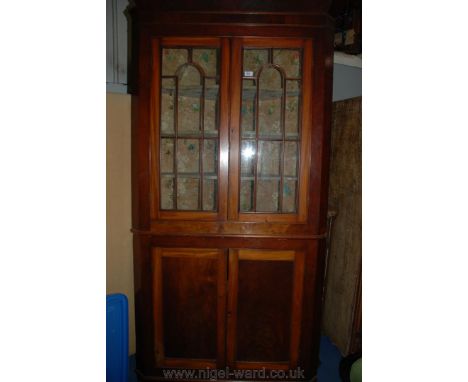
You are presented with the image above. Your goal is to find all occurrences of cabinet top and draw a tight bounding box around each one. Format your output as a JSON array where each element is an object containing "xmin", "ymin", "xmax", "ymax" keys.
[{"xmin": 131, "ymin": 0, "xmax": 332, "ymax": 13}]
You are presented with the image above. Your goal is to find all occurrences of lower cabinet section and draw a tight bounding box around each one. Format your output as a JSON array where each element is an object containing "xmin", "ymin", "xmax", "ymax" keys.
[{"xmin": 150, "ymin": 246, "xmax": 310, "ymax": 377}]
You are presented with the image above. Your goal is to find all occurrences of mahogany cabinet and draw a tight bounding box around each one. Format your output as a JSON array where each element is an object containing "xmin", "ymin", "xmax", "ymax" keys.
[{"xmin": 129, "ymin": 1, "xmax": 334, "ymax": 380}]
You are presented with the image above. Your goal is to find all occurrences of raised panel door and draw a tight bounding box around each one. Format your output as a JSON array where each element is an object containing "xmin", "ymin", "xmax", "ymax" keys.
[
  {"xmin": 152, "ymin": 247, "xmax": 228, "ymax": 368},
  {"xmin": 226, "ymin": 249, "xmax": 305, "ymax": 370}
]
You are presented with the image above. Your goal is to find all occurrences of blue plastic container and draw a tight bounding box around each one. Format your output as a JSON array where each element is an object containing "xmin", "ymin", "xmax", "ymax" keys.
[{"xmin": 106, "ymin": 294, "xmax": 129, "ymax": 382}]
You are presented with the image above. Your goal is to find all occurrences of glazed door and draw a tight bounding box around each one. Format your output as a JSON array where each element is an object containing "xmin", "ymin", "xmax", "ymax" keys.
[
  {"xmin": 152, "ymin": 248, "xmax": 228, "ymax": 368},
  {"xmin": 226, "ymin": 249, "xmax": 306, "ymax": 370},
  {"xmin": 152, "ymin": 37, "xmax": 313, "ymax": 225},
  {"xmin": 151, "ymin": 37, "xmax": 230, "ymax": 221},
  {"xmin": 228, "ymin": 38, "xmax": 313, "ymax": 223}
]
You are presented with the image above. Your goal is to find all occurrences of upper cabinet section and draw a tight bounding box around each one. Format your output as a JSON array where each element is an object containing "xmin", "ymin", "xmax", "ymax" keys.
[
  {"xmin": 151, "ymin": 37, "xmax": 313, "ymax": 226},
  {"xmin": 129, "ymin": 0, "xmax": 335, "ymax": 235}
]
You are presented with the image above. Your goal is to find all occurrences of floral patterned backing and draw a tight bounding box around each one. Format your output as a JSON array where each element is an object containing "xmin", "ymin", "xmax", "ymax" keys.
[
  {"xmin": 240, "ymin": 48, "xmax": 302, "ymax": 213},
  {"xmin": 160, "ymin": 47, "xmax": 220, "ymax": 211}
]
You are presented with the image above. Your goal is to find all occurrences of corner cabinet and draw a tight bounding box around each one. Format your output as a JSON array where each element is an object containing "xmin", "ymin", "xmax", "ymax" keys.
[{"xmin": 129, "ymin": 1, "xmax": 334, "ymax": 381}]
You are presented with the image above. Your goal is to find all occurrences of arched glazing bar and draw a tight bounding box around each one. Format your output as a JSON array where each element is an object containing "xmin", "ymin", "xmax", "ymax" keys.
[
  {"xmin": 160, "ymin": 47, "xmax": 220, "ymax": 211},
  {"xmin": 240, "ymin": 47, "xmax": 302, "ymax": 213}
]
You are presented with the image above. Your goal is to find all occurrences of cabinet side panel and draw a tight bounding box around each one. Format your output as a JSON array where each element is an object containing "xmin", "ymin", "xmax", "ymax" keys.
[
  {"xmin": 133, "ymin": 235, "xmax": 155, "ymax": 373},
  {"xmin": 298, "ymin": 240, "xmax": 324, "ymax": 378},
  {"xmin": 131, "ymin": 26, "xmax": 152, "ymax": 229},
  {"xmin": 308, "ymin": 30, "xmax": 334, "ymax": 233}
]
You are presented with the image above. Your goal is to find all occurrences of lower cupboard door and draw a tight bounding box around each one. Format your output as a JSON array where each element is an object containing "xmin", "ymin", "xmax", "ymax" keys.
[
  {"xmin": 152, "ymin": 247, "xmax": 227, "ymax": 368},
  {"xmin": 226, "ymin": 249, "xmax": 305, "ymax": 372}
]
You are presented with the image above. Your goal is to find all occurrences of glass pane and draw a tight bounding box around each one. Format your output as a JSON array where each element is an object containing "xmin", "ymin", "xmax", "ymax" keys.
[
  {"xmin": 178, "ymin": 64, "xmax": 201, "ymax": 86},
  {"xmin": 241, "ymin": 79, "xmax": 256, "ymax": 138},
  {"xmin": 204, "ymin": 78, "xmax": 219, "ymax": 137},
  {"xmin": 258, "ymin": 67, "xmax": 283, "ymax": 138},
  {"xmin": 284, "ymin": 141, "xmax": 298, "ymax": 177},
  {"xmin": 162, "ymin": 48, "xmax": 188, "ymax": 76},
  {"xmin": 238, "ymin": 47, "xmax": 303, "ymax": 215},
  {"xmin": 243, "ymin": 49, "xmax": 269, "ymax": 76},
  {"xmin": 240, "ymin": 140, "xmax": 256, "ymax": 176},
  {"xmin": 161, "ymin": 78, "xmax": 175, "ymax": 135},
  {"xmin": 258, "ymin": 141, "xmax": 281, "ymax": 177},
  {"xmin": 159, "ymin": 47, "xmax": 221, "ymax": 213},
  {"xmin": 178, "ymin": 65, "xmax": 202, "ymax": 135},
  {"xmin": 282, "ymin": 179, "xmax": 297, "ymax": 213},
  {"xmin": 240, "ymin": 180, "xmax": 254, "ymax": 212},
  {"xmin": 177, "ymin": 177, "xmax": 199, "ymax": 210},
  {"xmin": 273, "ymin": 49, "xmax": 301, "ymax": 78},
  {"xmin": 160, "ymin": 138, "xmax": 174, "ymax": 173},
  {"xmin": 203, "ymin": 178, "xmax": 217, "ymax": 211},
  {"xmin": 160, "ymin": 176, "xmax": 175, "ymax": 210},
  {"xmin": 203, "ymin": 140, "xmax": 218, "ymax": 175},
  {"xmin": 285, "ymin": 81, "xmax": 300, "ymax": 138},
  {"xmin": 256, "ymin": 180, "xmax": 279, "ymax": 212},
  {"xmin": 193, "ymin": 49, "xmax": 219, "ymax": 77},
  {"xmin": 177, "ymin": 139, "xmax": 199, "ymax": 174}
]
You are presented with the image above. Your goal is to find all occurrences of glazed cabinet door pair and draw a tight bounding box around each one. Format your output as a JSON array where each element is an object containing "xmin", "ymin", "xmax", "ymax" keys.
[
  {"xmin": 152, "ymin": 247, "xmax": 306, "ymax": 370},
  {"xmin": 151, "ymin": 37, "xmax": 313, "ymax": 223}
]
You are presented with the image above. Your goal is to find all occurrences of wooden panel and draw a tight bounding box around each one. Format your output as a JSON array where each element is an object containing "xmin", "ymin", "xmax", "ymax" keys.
[
  {"xmin": 150, "ymin": 235, "xmax": 311, "ymax": 251},
  {"xmin": 133, "ymin": 0, "xmax": 332, "ymax": 12},
  {"xmin": 152, "ymin": 248, "xmax": 227, "ymax": 366},
  {"xmin": 235, "ymin": 361, "xmax": 290, "ymax": 371},
  {"xmin": 218, "ymin": 38, "xmax": 231, "ymax": 221},
  {"xmin": 150, "ymin": 39, "xmax": 161, "ymax": 219},
  {"xmin": 132, "ymin": 235, "xmax": 154, "ymax": 373},
  {"xmin": 159, "ymin": 247, "xmax": 219, "ymax": 258},
  {"xmin": 160, "ymin": 37, "xmax": 221, "ymax": 47},
  {"xmin": 238, "ymin": 249, "xmax": 295, "ymax": 261},
  {"xmin": 240, "ymin": 38, "xmax": 306, "ymax": 48},
  {"xmin": 307, "ymin": 29, "xmax": 334, "ymax": 233},
  {"xmin": 227, "ymin": 249, "xmax": 305, "ymax": 368},
  {"xmin": 322, "ymin": 97, "xmax": 361, "ymax": 355},
  {"xmin": 296, "ymin": 240, "xmax": 322, "ymax": 378},
  {"xmin": 237, "ymin": 260, "xmax": 292, "ymax": 362},
  {"xmin": 148, "ymin": 220, "xmax": 328, "ymax": 238},
  {"xmin": 131, "ymin": 25, "xmax": 152, "ymax": 230},
  {"xmin": 162, "ymin": 358, "xmax": 216, "ymax": 369},
  {"xmin": 227, "ymin": 38, "xmax": 242, "ymax": 221},
  {"xmin": 297, "ymin": 40, "xmax": 313, "ymax": 222},
  {"xmin": 162, "ymin": 255, "xmax": 217, "ymax": 358}
]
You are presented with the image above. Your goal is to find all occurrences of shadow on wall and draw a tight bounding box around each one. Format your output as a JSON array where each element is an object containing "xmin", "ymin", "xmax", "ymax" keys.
[{"xmin": 333, "ymin": 63, "xmax": 362, "ymax": 102}]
